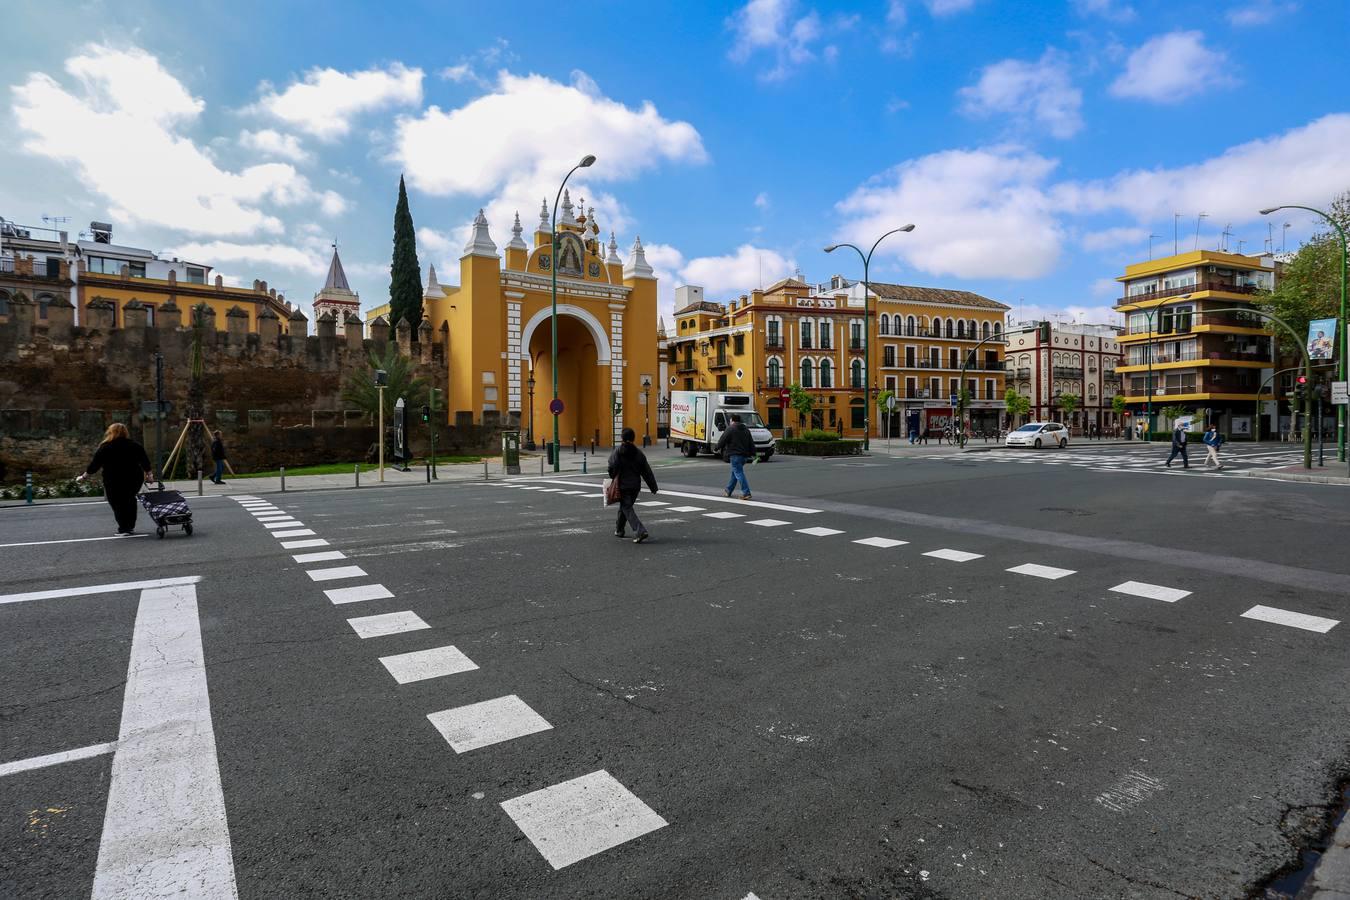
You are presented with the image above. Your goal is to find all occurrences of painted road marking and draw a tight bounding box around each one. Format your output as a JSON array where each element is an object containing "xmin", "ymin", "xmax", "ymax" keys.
[
  {"xmin": 272, "ymin": 528, "xmax": 317, "ymax": 538},
  {"xmin": 501, "ymin": 770, "xmax": 667, "ymax": 870},
  {"xmin": 0, "ymin": 534, "xmax": 148, "ymax": 549},
  {"xmin": 306, "ymin": 565, "xmax": 369, "ymax": 582},
  {"xmin": 280, "ymin": 538, "xmax": 329, "ymax": 549},
  {"xmin": 427, "ymin": 695, "xmax": 552, "ymax": 753},
  {"xmin": 325, "ymin": 584, "xmax": 394, "ymax": 605},
  {"xmin": 347, "ymin": 610, "xmax": 429, "ymax": 638},
  {"xmin": 665, "ymin": 505, "xmax": 706, "ymax": 513},
  {"xmin": 747, "ymin": 518, "xmax": 792, "ymax": 527},
  {"xmin": 1110, "ymin": 581, "xmax": 1191, "ymax": 603},
  {"xmin": 637, "ymin": 501, "xmax": 669, "ymax": 507},
  {"xmin": 262, "ymin": 520, "xmax": 302, "ymax": 529},
  {"xmin": 292, "ymin": 550, "xmax": 346, "ymax": 563},
  {"xmin": 0, "ymin": 742, "xmax": 116, "ymax": 777},
  {"xmin": 92, "ymin": 582, "xmax": 236, "ymax": 899},
  {"xmin": 923, "ymin": 549, "xmax": 984, "ymax": 562},
  {"xmin": 1007, "ymin": 563, "xmax": 1077, "ymax": 580},
  {"xmin": 854, "ymin": 537, "xmax": 907, "ymax": 548},
  {"xmin": 534, "ymin": 480, "xmax": 823, "ymax": 514},
  {"xmin": 1241, "ymin": 605, "xmax": 1339, "ymax": 633},
  {"xmin": 0, "ymin": 576, "xmax": 202, "ymax": 605},
  {"xmin": 796, "ymin": 526, "xmax": 844, "ymax": 537},
  {"xmin": 379, "ymin": 645, "xmax": 479, "ymax": 684},
  {"xmin": 535, "ymin": 488, "xmax": 565, "ymax": 493},
  {"xmin": 704, "ymin": 511, "xmax": 745, "ymax": 519},
  {"xmin": 561, "ymin": 491, "xmax": 590, "ymax": 496}
]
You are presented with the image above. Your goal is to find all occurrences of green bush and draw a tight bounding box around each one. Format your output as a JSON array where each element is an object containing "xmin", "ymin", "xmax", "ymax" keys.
[
  {"xmin": 798, "ymin": 429, "xmax": 841, "ymax": 441},
  {"xmin": 778, "ymin": 438, "xmax": 862, "ymax": 456}
]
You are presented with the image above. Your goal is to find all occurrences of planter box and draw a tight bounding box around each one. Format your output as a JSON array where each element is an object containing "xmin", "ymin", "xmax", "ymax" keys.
[{"xmin": 777, "ymin": 438, "xmax": 863, "ymax": 456}]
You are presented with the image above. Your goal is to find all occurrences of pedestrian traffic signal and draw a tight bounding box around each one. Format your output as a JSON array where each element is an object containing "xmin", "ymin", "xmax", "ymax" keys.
[
  {"xmin": 1294, "ymin": 375, "xmax": 1307, "ymax": 401},
  {"xmin": 420, "ymin": 404, "xmax": 430, "ymax": 422}
]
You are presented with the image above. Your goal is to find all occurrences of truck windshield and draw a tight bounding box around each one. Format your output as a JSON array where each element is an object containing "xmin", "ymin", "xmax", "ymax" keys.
[{"xmin": 727, "ymin": 412, "xmax": 765, "ymax": 427}]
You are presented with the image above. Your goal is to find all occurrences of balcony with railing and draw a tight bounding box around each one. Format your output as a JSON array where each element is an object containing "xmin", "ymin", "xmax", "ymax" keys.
[
  {"xmin": 800, "ymin": 337, "xmax": 813, "ymax": 350},
  {"xmin": 709, "ymin": 355, "xmax": 733, "ymax": 370},
  {"xmin": 849, "ymin": 339, "xmax": 864, "ymax": 352},
  {"xmin": 1118, "ymin": 280, "xmax": 1260, "ymax": 307},
  {"xmin": 881, "ymin": 324, "xmax": 1009, "ymax": 342},
  {"xmin": 1053, "ymin": 366, "xmax": 1084, "ymax": 380},
  {"xmin": 1013, "ymin": 367, "xmax": 1032, "ymax": 380},
  {"xmin": 764, "ymin": 336, "xmax": 784, "ymax": 350},
  {"xmin": 677, "ymin": 359, "xmax": 698, "ymax": 373}
]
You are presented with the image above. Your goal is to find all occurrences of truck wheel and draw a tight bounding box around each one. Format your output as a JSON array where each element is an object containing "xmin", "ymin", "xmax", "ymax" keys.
[{"xmin": 683, "ymin": 441, "xmax": 697, "ymax": 458}]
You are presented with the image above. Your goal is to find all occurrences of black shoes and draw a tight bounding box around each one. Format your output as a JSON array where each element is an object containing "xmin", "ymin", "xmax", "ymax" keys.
[{"xmin": 634, "ymin": 532, "xmax": 650, "ymax": 544}]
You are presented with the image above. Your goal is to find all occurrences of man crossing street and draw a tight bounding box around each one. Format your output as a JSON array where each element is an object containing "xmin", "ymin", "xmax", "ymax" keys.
[{"xmin": 716, "ymin": 413, "xmax": 755, "ymax": 500}]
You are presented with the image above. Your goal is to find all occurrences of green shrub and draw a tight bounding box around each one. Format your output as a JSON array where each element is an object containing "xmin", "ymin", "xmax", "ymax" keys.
[
  {"xmin": 778, "ymin": 438, "xmax": 862, "ymax": 456},
  {"xmin": 798, "ymin": 428, "xmax": 841, "ymax": 441}
]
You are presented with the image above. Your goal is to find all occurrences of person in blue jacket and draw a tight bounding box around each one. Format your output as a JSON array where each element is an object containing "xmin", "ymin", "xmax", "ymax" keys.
[{"xmin": 1202, "ymin": 424, "xmax": 1225, "ymax": 470}]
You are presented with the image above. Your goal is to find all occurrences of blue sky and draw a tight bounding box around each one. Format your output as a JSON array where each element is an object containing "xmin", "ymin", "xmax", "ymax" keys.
[{"xmin": 3, "ymin": 0, "xmax": 1347, "ymax": 328}]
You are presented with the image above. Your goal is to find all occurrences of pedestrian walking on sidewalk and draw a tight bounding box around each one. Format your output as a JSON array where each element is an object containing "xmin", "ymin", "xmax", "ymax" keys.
[
  {"xmin": 1164, "ymin": 422, "xmax": 1190, "ymax": 469},
  {"xmin": 210, "ymin": 430, "xmax": 228, "ymax": 484},
  {"xmin": 77, "ymin": 423, "xmax": 152, "ymax": 534},
  {"xmin": 1202, "ymin": 424, "xmax": 1225, "ymax": 470},
  {"xmin": 608, "ymin": 427, "xmax": 658, "ymax": 544},
  {"xmin": 715, "ymin": 413, "xmax": 755, "ymax": 500}
]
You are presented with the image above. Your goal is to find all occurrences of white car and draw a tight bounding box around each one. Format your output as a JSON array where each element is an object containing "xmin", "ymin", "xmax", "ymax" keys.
[{"xmin": 1005, "ymin": 422, "xmax": 1069, "ymax": 449}]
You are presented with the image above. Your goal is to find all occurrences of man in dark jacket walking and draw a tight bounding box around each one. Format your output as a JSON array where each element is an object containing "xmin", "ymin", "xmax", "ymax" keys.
[
  {"xmin": 210, "ymin": 430, "xmax": 228, "ymax": 484},
  {"xmin": 608, "ymin": 427, "xmax": 658, "ymax": 543},
  {"xmin": 715, "ymin": 413, "xmax": 755, "ymax": 500},
  {"xmin": 1165, "ymin": 422, "xmax": 1190, "ymax": 468}
]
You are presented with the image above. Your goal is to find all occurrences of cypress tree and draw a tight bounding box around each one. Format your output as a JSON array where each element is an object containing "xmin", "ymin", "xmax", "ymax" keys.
[{"xmin": 389, "ymin": 174, "xmax": 423, "ymax": 329}]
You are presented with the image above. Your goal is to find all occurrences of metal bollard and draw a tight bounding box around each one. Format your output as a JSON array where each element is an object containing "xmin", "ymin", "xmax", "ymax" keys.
[
  {"xmin": 25, "ymin": 471, "xmax": 33, "ymax": 505},
  {"xmin": 572, "ymin": 438, "xmax": 577, "ymax": 454},
  {"xmin": 582, "ymin": 453, "xmax": 588, "ymax": 474},
  {"xmin": 426, "ymin": 459, "xmax": 431, "ymax": 483},
  {"xmin": 198, "ymin": 467, "xmax": 204, "ymax": 496},
  {"xmin": 355, "ymin": 464, "xmax": 360, "ymax": 488},
  {"xmin": 539, "ymin": 455, "xmax": 545, "ymax": 475},
  {"xmin": 280, "ymin": 466, "xmax": 286, "ymax": 493},
  {"xmin": 483, "ymin": 459, "xmax": 489, "ymax": 480}
]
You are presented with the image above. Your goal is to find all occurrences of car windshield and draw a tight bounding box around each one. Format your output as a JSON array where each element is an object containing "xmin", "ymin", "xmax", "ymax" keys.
[
  {"xmin": 1015, "ymin": 424, "xmax": 1041, "ymax": 433},
  {"xmin": 731, "ymin": 412, "xmax": 765, "ymax": 427}
]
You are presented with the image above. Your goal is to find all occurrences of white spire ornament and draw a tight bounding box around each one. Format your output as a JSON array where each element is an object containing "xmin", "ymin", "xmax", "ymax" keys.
[
  {"xmin": 463, "ymin": 208, "xmax": 498, "ymax": 257},
  {"xmin": 623, "ymin": 234, "xmax": 654, "ymax": 280},
  {"xmin": 560, "ymin": 189, "xmax": 577, "ymax": 226},
  {"xmin": 507, "ymin": 211, "xmax": 527, "ymax": 251},
  {"xmin": 537, "ymin": 198, "xmax": 550, "ymax": 232},
  {"xmin": 606, "ymin": 230, "xmax": 620, "ymax": 265},
  {"xmin": 425, "ymin": 264, "xmax": 446, "ymax": 299}
]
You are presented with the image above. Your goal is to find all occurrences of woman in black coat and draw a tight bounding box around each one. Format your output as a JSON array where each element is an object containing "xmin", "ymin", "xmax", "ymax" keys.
[
  {"xmin": 78, "ymin": 423, "xmax": 152, "ymax": 534},
  {"xmin": 607, "ymin": 428, "xmax": 658, "ymax": 543}
]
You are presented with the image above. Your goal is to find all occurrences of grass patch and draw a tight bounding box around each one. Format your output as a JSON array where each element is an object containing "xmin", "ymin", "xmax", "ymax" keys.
[{"xmin": 236, "ymin": 457, "xmax": 482, "ymax": 478}]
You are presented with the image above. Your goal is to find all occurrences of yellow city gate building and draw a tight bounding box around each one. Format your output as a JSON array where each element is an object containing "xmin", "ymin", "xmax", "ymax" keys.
[{"xmin": 421, "ymin": 193, "xmax": 659, "ymax": 446}]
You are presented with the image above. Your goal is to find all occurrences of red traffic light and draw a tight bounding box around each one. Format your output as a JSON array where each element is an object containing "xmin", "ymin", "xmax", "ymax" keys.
[{"xmin": 1297, "ymin": 375, "xmax": 1308, "ymax": 384}]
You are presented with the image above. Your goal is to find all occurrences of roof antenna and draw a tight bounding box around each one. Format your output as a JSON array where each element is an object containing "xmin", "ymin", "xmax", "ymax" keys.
[
  {"xmin": 1220, "ymin": 223, "xmax": 1234, "ymax": 252},
  {"xmin": 1173, "ymin": 212, "xmax": 1181, "ymax": 255},
  {"xmin": 1148, "ymin": 233, "xmax": 1161, "ymax": 260},
  {"xmin": 1193, "ymin": 212, "xmax": 1207, "ymax": 251}
]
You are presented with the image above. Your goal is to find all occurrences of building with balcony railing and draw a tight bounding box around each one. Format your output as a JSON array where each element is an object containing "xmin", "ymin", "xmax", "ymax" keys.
[
  {"xmin": 1114, "ymin": 249, "xmax": 1276, "ymax": 435},
  {"xmin": 1005, "ymin": 320, "xmax": 1124, "ymax": 433}
]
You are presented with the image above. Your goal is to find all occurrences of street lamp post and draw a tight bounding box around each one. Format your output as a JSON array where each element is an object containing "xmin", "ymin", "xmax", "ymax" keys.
[
  {"xmin": 1260, "ymin": 205, "xmax": 1347, "ymax": 461},
  {"xmin": 374, "ymin": 368, "xmax": 388, "ymax": 482},
  {"xmin": 641, "ymin": 375, "xmax": 652, "ymax": 446},
  {"xmin": 550, "ymin": 154, "xmax": 596, "ymax": 472},
  {"xmin": 824, "ymin": 224, "xmax": 916, "ymax": 451},
  {"xmin": 526, "ymin": 371, "xmax": 537, "ymax": 450}
]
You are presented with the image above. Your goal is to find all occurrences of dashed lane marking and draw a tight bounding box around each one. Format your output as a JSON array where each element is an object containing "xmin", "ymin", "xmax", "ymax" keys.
[
  {"xmin": 379, "ymin": 645, "xmax": 479, "ymax": 684},
  {"xmin": 853, "ymin": 537, "xmax": 907, "ymax": 548},
  {"xmin": 292, "ymin": 550, "xmax": 346, "ymax": 563},
  {"xmin": 1241, "ymin": 605, "xmax": 1339, "ymax": 633},
  {"xmin": 500, "ymin": 770, "xmax": 668, "ymax": 870},
  {"xmin": 637, "ymin": 501, "xmax": 669, "ymax": 507},
  {"xmin": 747, "ymin": 518, "xmax": 792, "ymax": 527},
  {"xmin": 704, "ymin": 511, "xmax": 745, "ymax": 519},
  {"xmin": 665, "ymin": 505, "xmax": 706, "ymax": 513},
  {"xmin": 796, "ymin": 526, "xmax": 844, "ymax": 537},
  {"xmin": 262, "ymin": 520, "xmax": 303, "ymax": 529},
  {"xmin": 426, "ymin": 695, "xmax": 553, "ymax": 753},
  {"xmin": 0, "ymin": 576, "xmax": 202, "ymax": 605},
  {"xmin": 0, "ymin": 742, "xmax": 116, "ymax": 777},
  {"xmin": 923, "ymin": 548, "xmax": 984, "ymax": 562},
  {"xmin": 0, "ymin": 534, "xmax": 147, "ymax": 549},
  {"xmin": 1110, "ymin": 581, "xmax": 1191, "ymax": 603},
  {"xmin": 1007, "ymin": 563, "xmax": 1077, "ymax": 580},
  {"xmin": 325, "ymin": 584, "xmax": 395, "ymax": 605},
  {"xmin": 531, "ymin": 480, "xmax": 823, "ymax": 514},
  {"xmin": 347, "ymin": 610, "xmax": 430, "ymax": 639},
  {"xmin": 305, "ymin": 565, "xmax": 369, "ymax": 582},
  {"xmin": 272, "ymin": 528, "xmax": 316, "ymax": 538},
  {"xmin": 280, "ymin": 538, "xmax": 329, "ymax": 549}
]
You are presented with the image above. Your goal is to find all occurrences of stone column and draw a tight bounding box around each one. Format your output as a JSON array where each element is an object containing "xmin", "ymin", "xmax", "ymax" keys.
[
  {"xmin": 122, "ymin": 300, "xmax": 149, "ymax": 330},
  {"xmin": 84, "ymin": 298, "xmax": 116, "ymax": 331},
  {"xmin": 45, "ymin": 295, "xmax": 75, "ymax": 342},
  {"xmin": 369, "ymin": 315, "xmax": 390, "ymax": 349},
  {"xmin": 225, "ymin": 305, "xmax": 249, "ymax": 338},
  {"xmin": 344, "ymin": 312, "xmax": 365, "ymax": 352},
  {"xmin": 316, "ymin": 309, "xmax": 338, "ymax": 340},
  {"xmin": 418, "ymin": 317, "xmax": 434, "ymax": 364},
  {"xmin": 288, "ymin": 308, "xmax": 309, "ymax": 338},
  {"xmin": 258, "ymin": 306, "xmax": 281, "ymax": 343},
  {"xmin": 157, "ymin": 300, "xmax": 182, "ymax": 331},
  {"xmin": 395, "ymin": 317, "xmax": 412, "ymax": 357}
]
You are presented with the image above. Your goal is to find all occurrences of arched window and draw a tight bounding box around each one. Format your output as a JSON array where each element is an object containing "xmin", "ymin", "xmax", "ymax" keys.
[
  {"xmin": 851, "ymin": 358, "xmax": 864, "ymax": 388},
  {"xmin": 801, "ymin": 358, "xmax": 814, "ymax": 388},
  {"xmin": 946, "ymin": 317, "xmax": 955, "ymax": 337},
  {"xmin": 820, "ymin": 358, "xmax": 833, "ymax": 388},
  {"xmin": 768, "ymin": 357, "xmax": 781, "ymax": 387},
  {"xmin": 957, "ymin": 320, "xmax": 966, "ymax": 339},
  {"xmin": 994, "ymin": 321, "xmax": 1002, "ymax": 337},
  {"xmin": 879, "ymin": 314, "xmax": 890, "ymax": 335},
  {"xmin": 906, "ymin": 315, "xmax": 916, "ymax": 336},
  {"xmin": 969, "ymin": 319, "xmax": 978, "ymax": 337},
  {"xmin": 982, "ymin": 321, "xmax": 990, "ymax": 339}
]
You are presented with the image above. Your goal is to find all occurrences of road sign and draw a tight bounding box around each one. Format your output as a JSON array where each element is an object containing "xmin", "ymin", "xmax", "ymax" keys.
[
  {"xmin": 1332, "ymin": 381, "xmax": 1349, "ymax": 405},
  {"xmin": 949, "ymin": 393, "xmax": 958, "ymax": 408},
  {"xmin": 548, "ymin": 398, "xmax": 564, "ymax": 415},
  {"xmin": 780, "ymin": 387, "xmax": 791, "ymax": 409},
  {"xmin": 886, "ymin": 395, "xmax": 897, "ymax": 411}
]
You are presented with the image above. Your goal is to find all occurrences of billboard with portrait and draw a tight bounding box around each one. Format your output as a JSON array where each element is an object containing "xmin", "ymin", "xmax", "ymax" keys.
[{"xmin": 1307, "ymin": 318, "xmax": 1337, "ymax": 361}]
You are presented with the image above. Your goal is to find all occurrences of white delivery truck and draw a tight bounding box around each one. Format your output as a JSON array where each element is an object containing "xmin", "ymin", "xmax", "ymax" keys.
[{"xmin": 669, "ymin": 391, "xmax": 776, "ymax": 460}]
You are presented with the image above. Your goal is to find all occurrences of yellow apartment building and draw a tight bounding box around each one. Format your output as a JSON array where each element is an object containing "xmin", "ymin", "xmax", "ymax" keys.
[
  {"xmin": 667, "ymin": 276, "xmax": 1008, "ymax": 437},
  {"xmin": 1114, "ymin": 249, "xmax": 1275, "ymax": 436}
]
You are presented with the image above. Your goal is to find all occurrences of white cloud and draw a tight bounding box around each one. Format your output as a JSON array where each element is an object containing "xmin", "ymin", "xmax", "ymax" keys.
[
  {"xmin": 1090, "ymin": 278, "xmax": 1120, "ymax": 299},
  {"xmin": 417, "ymin": 226, "xmax": 456, "ymax": 257},
  {"xmin": 1055, "ymin": 113, "xmax": 1350, "ymax": 225},
  {"xmin": 835, "ymin": 145, "xmax": 1065, "ymax": 280},
  {"xmin": 1227, "ymin": 1, "xmax": 1297, "ymax": 26},
  {"xmin": 754, "ymin": 192, "xmax": 770, "ymax": 210},
  {"xmin": 886, "ymin": 97, "xmax": 911, "ymax": 114},
  {"xmin": 886, "ymin": 0, "xmax": 907, "ymax": 25},
  {"xmin": 1110, "ymin": 31, "xmax": 1234, "ymax": 103},
  {"xmin": 926, "ymin": 0, "xmax": 976, "ymax": 14},
  {"xmin": 1081, "ymin": 226, "xmax": 1148, "ymax": 253},
  {"xmin": 958, "ymin": 50, "xmax": 1083, "ymax": 139},
  {"xmin": 1013, "ymin": 301, "xmax": 1123, "ymax": 327},
  {"xmin": 680, "ymin": 244, "xmax": 798, "ymax": 296},
  {"xmin": 1071, "ymin": 0, "xmax": 1136, "ymax": 22},
  {"xmin": 10, "ymin": 43, "xmax": 335, "ymax": 237},
  {"xmin": 239, "ymin": 128, "xmax": 310, "ymax": 163},
  {"xmin": 395, "ymin": 71, "xmax": 704, "ymax": 203},
  {"xmin": 252, "ymin": 63, "xmax": 423, "ymax": 140},
  {"xmin": 726, "ymin": 0, "xmax": 828, "ymax": 81},
  {"xmin": 167, "ymin": 240, "xmax": 328, "ymax": 276},
  {"xmin": 440, "ymin": 64, "xmax": 477, "ymax": 84}
]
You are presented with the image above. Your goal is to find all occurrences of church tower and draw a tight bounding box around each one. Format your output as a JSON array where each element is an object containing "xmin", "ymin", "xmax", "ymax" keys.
[{"xmin": 313, "ymin": 246, "xmax": 360, "ymax": 328}]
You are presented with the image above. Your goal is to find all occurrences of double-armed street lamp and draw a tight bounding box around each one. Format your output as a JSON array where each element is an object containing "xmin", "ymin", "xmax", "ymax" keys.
[
  {"xmin": 824, "ymin": 224, "xmax": 916, "ymax": 451},
  {"xmin": 1260, "ymin": 205, "xmax": 1347, "ymax": 461},
  {"xmin": 550, "ymin": 154, "xmax": 596, "ymax": 471}
]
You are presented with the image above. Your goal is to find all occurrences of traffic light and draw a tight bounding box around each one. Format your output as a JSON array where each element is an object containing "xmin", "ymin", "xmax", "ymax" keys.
[
  {"xmin": 1294, "ymin": 374, "xmax": 1307, "ymax": 401},
  {"xmin": 420, "ymin": 404, "xmax": 430, "ymax": 423}
]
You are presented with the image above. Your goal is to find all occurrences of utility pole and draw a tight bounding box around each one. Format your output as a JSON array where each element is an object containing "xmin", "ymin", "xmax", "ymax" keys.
[{"xmin": 154, "ymin": 352, "xmax": 165, "ymax": 481}]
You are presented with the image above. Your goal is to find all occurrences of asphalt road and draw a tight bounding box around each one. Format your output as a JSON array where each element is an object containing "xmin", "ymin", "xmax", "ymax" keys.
[{"xmin": 3, "ymin": 442, "xmax": 1348, "ymax": 899}]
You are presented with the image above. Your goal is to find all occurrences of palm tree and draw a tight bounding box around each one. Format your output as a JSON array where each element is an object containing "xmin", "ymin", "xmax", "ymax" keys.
[{"xmin": 342, "ymin": 345, "xmax": 429, "ymax": 421}]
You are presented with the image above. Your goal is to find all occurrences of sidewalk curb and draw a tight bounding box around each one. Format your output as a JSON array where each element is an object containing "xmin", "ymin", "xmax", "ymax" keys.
[{"xmin": 1236, "ymin": 470, "xmax": 1350, "ymax": 485}]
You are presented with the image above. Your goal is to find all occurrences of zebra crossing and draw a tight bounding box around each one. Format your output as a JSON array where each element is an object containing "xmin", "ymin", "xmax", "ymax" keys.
[{"xmin": 918, "ymin": 446, "xmax": 1308, "ymax": 477}]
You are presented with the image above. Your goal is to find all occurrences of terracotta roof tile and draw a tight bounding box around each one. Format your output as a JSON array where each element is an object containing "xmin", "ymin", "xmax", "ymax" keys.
[{"xmin": 868, "ymin": 281, "xmax": 1010, "ymax": 311}]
